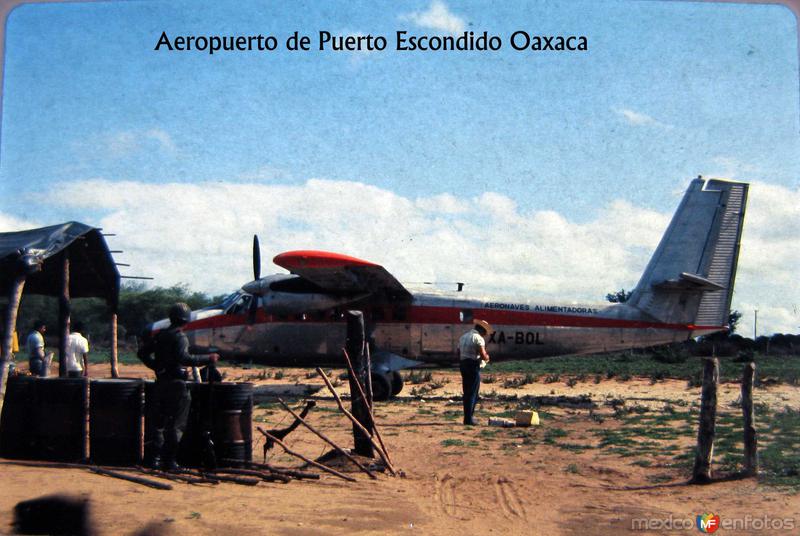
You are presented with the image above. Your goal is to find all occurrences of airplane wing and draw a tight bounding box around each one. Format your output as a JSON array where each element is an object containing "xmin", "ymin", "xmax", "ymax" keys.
[{"xmin": 273, "ymin": 250, "xmax": 412, "ymax": 299}]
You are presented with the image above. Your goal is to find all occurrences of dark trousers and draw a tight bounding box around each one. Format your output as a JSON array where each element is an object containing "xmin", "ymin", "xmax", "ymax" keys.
[
  {"xmin": 460, "ymin": 359, "xmax": 481, "ymax": 424},
  {"xmin": 67, "ymin": 370, "xmax": 82, "ymax": 378},
  {"xmin": 152, "ymin": 379, "xmax": 191, "ymax": 463},
  {"xmin": 28, "ymin": 358, "xmax": 44, "ymax": 377}
]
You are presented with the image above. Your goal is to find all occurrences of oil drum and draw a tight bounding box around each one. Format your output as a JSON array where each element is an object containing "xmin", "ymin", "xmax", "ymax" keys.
[
  {"xmin": 0, "ymin": 375, "xmax": 36, "ymax": 459},
  {"xmin": 89, "ymin": 379, "xmax": 144, "ymax": 466},
  {"xmin": 177, "ymin": 382, "xmax": 253, "ymax": 468},
  {"xmin": 33, "ymin": 378, "xmax": 88, "ymax": 462}
]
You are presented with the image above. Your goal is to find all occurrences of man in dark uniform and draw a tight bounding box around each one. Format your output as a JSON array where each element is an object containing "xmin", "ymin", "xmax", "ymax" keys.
[{"xmin": 138, "ymin": 302, "xmax": 218, "ymax": 470}]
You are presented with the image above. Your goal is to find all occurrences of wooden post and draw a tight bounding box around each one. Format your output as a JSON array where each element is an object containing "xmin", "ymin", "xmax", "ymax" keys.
[
  {"xmin": 342, "ymin": 349, "xmax": 393, "ymax": 466},
  {"xmin": 0, "ymin": 274, "xmax": 26, "ymax": 419},
  {"xmin": 691, "ymin": 357, "xmax": 719, "ymax": 484},
  {"xmin": 110, "ymin": 312, "xmax": 119, "ymax": 378},
  {"xmin": 58, "ymin": 251, "xmax": 70, "ymax": 378},
  {"xmin": 316, "ymin": 367, "xmax": 396, "ymax": 475},
  {"xmin": 741, "ymin": 362, "xmax": 758, "ymax": 476},
  {"xmin": 345, "ymin": 311, "xmax": 373, "ymax": 457}
]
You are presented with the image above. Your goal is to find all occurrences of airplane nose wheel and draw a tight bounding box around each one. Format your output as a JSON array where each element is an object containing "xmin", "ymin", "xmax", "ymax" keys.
[
  {"xmin": 390, "ymin": 371, "xmax": 404, "ymax": 397},
  {"xmin": 370, "ymin": 372, "xmax": 393, "ymax": 402}
]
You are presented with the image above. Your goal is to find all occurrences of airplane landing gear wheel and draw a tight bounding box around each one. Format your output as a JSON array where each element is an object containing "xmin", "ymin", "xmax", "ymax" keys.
[
  {"xmin": 390, "ymin": 371, "xmax": 404, "ymax": 397},
  {"xmin": 370, "ymin": 372, "xmax": 392, "ymax": 402}
]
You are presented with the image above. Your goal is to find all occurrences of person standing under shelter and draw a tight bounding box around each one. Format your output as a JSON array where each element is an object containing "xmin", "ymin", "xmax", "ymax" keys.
[
  {"xmin": 137, "ymin": 302, "xmax": 219, "ymax": 471},
  {"xmin": 65, "ymin": 321, "xmax": 90, "ymax": 378},
  {"xmin": 457, "ymin": 319, "xmax": 491, "ymax": 426},
  {"xmin": 26, "ymin": 320, "xmax": 53, "ymax": 377}
]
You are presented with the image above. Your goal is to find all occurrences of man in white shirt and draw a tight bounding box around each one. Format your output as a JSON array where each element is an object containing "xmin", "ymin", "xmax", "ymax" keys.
[
  {"xmin": 65, "ymin": 321, "xmax": 90, "ymax": 378},
  {"xmin": 457, "ymin": 319, "xmax": 491, "ymax": 425}
]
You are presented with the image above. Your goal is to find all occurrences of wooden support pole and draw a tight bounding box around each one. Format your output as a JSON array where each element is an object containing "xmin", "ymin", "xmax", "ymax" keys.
[
  {"xmin": 212, "ymin": 467, "xmax": 291, "ymax": 483},
  {"xmin": 58, "ymin": 252, "xmax": 71, "ymax": 378},
  {"xmin": 345, "ymin": 311, "xmax": 373, "ymax": 457},
  {"xmin": 89, "ymin": 466, "xmax": 172, "ymax": 490},
  {"xmin": 342, "ymin": 349, "xmax": 393, "ymax": 466},
  {"xmin": 221, "ymin": 458, "xmax": 320, "ymax": 480},
  {"xmin": 110, "ymin": 313, "xmax": 119, "ymax": 379},
  {"xmin": 741, "ymin": 362, "xmax": 758, "ymax": 476},
  {"xmin": 257, "ymin": 427, "xmax": 357, "ymax": 482},
  {"xmin": 316, "ymin": 368, "xmax": 396, "ymax": 475},
  {"xmin": 691, "ymin": 357, "xmax": 719, "ymax": 484},
  {"xmin": 277, "ymin": 398, "xmax": 377, "ymax": 479},
  {"xmin": 0, "ymin": 274, "xmax": 26, "ymax": 419},
  {"xmin": 178, "ymin": 468, "xmax": 260, "ymax": 486}
]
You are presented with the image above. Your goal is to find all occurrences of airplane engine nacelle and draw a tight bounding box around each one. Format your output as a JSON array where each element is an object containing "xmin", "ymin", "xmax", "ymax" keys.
[{"xmin": 260, "ymin": 291, "xmax": 366, "ymax": 316}]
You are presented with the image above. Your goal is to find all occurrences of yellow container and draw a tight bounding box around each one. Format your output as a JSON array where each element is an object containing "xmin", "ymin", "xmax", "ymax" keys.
[{"xmin": 515, "ymin": 410, "xmax": 539, "ymax": 427}]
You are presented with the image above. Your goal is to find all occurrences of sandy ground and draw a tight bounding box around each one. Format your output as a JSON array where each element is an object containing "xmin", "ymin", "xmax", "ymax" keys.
[{"xmin": 1, "ymin": 362, "xmax": 798, "ymax": 535}]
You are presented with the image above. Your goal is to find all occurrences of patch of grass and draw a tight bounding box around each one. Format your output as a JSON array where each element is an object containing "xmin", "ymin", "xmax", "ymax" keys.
[
  {"xmin": 631, "ymin": 459, "xmax": 652, "ymax": 467},
  {"xmin": 489, "ymin": 351, "xmax": 800, "ymax": 384},
  {"xmin": 647, "ymin": 474, "xmax": 674, "ymax": 484},
  {"xmin": 273, "ymin": 369, "xmax": 285, "ymax": 380},
  {"xmin": 441, "ymin": 438, "xmax": 479, "ymax": 448},
  {"xmin": 557, "ymin": 442, "xmax": 593, "ymax": 452},
  {"xmin": 502, "ymin": 373, "xmax": 537, "ymax": 389},
  {"xmin": 406, "ymin": 370, "xmax": 433, "ymax": 384},
  {"xmin": 564, "ymin": 463, "xmax": 580, "ymax": 474},
  {"xmin": 543, "ymin": 427, "xmax": 568, "ymax": 444},
  {"xmin": 565, "ymin": 377, "xmax": 578, "ymax": 388}
]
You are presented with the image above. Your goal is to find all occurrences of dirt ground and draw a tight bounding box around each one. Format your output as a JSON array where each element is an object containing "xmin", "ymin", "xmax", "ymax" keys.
[{"xmin": 1, "ymin": 362, "xmax": 798, "ymax": 535}]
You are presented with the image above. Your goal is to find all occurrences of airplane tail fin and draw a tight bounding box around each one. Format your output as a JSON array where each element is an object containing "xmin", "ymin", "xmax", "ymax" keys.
[{"xmin": 627, "ymin": 178, "xmax": 748, "ymax": 333}]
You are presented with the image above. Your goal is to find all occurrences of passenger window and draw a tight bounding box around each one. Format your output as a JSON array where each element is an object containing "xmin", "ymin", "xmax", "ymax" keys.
[{"xmin": 460, "ymin": 310, "xmax": 474, "ymax": 323}]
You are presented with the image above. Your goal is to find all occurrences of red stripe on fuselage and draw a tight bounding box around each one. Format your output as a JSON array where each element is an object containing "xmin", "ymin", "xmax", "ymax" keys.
[{"xmin": 183, "ymin": 305, "xmax": 723, "ymax": 333}]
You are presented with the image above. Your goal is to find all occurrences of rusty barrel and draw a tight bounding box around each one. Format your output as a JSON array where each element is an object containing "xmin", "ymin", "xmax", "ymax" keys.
[
  {"xmin": 178, "ymin": 382, "xmax": 253, "ymax": 467},
  {"xmin": 0, "ymin": 375, "xmax": 36, "ymax": 459},
  {"xmin": 89, "ymin": 379, "xmax": 144, "ymax": 466},
  {"xmin": 32, "ymin": 378, "xmax": 88, "ymax": 462}
]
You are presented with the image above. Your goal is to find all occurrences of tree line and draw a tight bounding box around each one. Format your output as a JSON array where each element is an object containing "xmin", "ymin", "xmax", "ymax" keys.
[{"xmin": 5, "ymin": 282, "xmax": 227, "ymax": 347}]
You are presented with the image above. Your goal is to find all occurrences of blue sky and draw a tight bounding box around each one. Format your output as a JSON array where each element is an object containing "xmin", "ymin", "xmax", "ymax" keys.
[{"xmin": 0, "ymin": 0, "xmax": 797, "ymax": 336}]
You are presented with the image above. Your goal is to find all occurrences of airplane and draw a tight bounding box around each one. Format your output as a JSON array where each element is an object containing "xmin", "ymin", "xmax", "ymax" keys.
[{"xmin": 146, "ymin": 177, "xmax": 748, "ymax": 400}]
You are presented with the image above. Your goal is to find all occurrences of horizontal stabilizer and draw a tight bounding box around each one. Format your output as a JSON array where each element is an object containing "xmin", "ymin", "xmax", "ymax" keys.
[{"xmin": 652, "ymin": 272, "xmax": 726, "ymax": 292}]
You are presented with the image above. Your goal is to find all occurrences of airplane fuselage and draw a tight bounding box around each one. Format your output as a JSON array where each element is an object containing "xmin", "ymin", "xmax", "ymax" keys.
[{"xmin": 178, "ymin": 291, "xmax": 722, "ymax": 367}]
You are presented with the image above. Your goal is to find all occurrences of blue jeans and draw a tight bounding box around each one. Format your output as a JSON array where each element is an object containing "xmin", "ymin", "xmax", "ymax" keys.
[{"xmin": 460, "ymin": 359, "xmax": 481, "ymax": 424}]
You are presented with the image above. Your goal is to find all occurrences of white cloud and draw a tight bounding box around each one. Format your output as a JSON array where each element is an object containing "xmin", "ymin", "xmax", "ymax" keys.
[
  {"xmin": 400, "ymin": 1, "xmax": 466, "ymax": 35},
  {"xmin": 0, "ymin": 213, "xmax": 40, "ymax": 232},
  {"xmin": 614, "ymin": 108, "xmax": 673, "ymax": 130},
  {"xmin": 83, "ymin": 128, "xmax": 179, "ymax": 158},
  {"xmin": 17, "ymin": 176, "xmax": 797, "ymax": 336}
]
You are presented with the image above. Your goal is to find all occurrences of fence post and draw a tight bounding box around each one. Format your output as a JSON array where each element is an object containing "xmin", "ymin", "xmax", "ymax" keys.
[
  {"xmin": 741, "ymin": 362, "xmax": 758, "ymax": 476},
  {"xmin": 691, "ymin": 357, "xmax": 719, "ymax": 484}
]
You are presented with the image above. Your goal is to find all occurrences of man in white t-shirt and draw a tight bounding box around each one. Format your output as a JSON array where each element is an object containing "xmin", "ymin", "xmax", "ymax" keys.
[
  {"xmin": 65, "ymin": 321, "xmax": 90, "ymax": 378},
  {"xmin": 457, "ymin": 319, "xmax": 491, "ymax": 425}
]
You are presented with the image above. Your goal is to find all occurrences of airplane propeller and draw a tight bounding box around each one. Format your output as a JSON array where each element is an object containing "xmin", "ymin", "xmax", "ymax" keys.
[
  {"xmin": 253, "ymin": 234, "xmax": 261, "ymax": 281},
  {"xmin": 249, "ymin": 234, "xmax": 261, "ymax": 324}
]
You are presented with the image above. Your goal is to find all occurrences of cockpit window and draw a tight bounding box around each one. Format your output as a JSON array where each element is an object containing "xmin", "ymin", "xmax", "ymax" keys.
[{"xmin": 227, "ymin": 294, "xmax": 252, "ymax": 315}]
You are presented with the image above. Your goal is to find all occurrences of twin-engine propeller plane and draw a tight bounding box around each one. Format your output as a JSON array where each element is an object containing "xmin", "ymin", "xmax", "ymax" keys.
[{"xmin": 147, "ymin": 177, "xmax": 748, "ymax": 399}]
